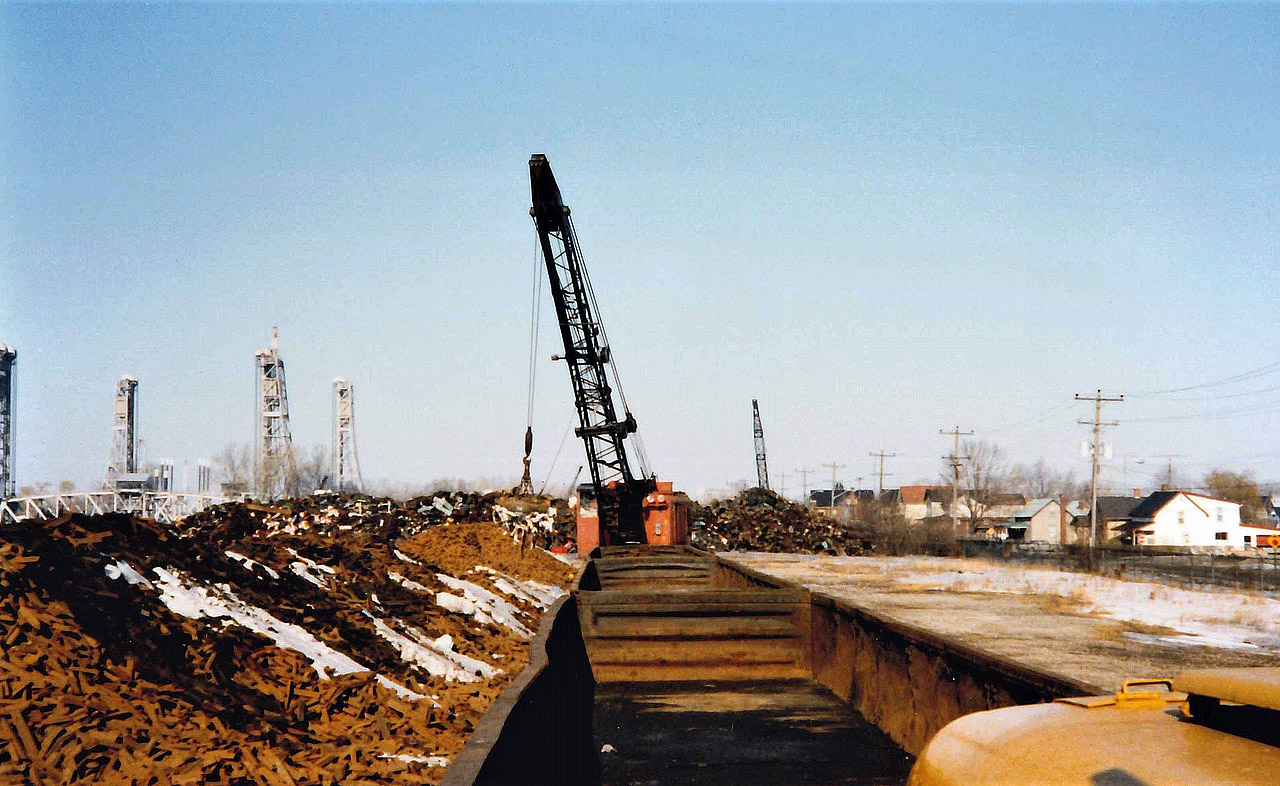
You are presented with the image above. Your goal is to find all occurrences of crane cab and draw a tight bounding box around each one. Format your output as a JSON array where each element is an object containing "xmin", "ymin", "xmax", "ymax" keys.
[{"xmin": 574, "ymin": 480, "xmax": 690, "ymax": 554}]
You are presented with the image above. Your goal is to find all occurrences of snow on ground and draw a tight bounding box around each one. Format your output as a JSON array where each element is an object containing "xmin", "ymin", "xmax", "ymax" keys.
[
  {"xmin": 363, "ymin": 612, "xmax": 501, "ymax": 682},
  {"xmin": 286, "ymin": 549, "xmax": 337, "ymax": 589},
  {"xmin": 377, "ymin": 753, "xmax": 450, "ymax": 767},
  {"xmin": 393, "ymin": 548, "xmax": 423, "ymax": 566},
  {"xmin": 224, "ymin": 550, "xmax": 280, "ymax": 580},
  {"xmin": 141, "ymin": 566, "xmax": 424, "ymax": 700},
  {"xmin": 763, "ymin": 554, "xmax": 1280, "ymax": 651},
  {"xmin": 436, "ymin": 573, "xmax": 534, "ymax": 638},
  {"xmin": 388, "ymin": 571, "xmax": 432, "ymax": 593},
  {"xmin": 473, "ymin": 565, "xmax": 565, "ymax": 608},
  {"xmin": 104, "ymin": 558, "xmax": 154, "ymax": 588}
]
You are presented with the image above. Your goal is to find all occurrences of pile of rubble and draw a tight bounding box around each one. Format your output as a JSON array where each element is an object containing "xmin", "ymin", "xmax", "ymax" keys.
[
  {"xmin": 690, "ymin": 488, "xmax": 866, "ymax": 555},
  {"xmin": 0, "ymin": 498, "xmax": 577, "ymax": 785},
  {"xmin": 182, "ymin": 491, "xmax": 575, "ymax": 550}
]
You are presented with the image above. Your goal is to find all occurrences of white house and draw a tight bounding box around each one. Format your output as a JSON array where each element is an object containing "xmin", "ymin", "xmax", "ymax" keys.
[{"xmin": 1119, "ymin": 491, "xmax": 1245, "ymax": 548}]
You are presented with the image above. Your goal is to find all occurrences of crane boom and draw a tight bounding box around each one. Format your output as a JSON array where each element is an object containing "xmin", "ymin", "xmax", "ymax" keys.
[
  {"xmin": 752, "ymin": 399, "xmax": 770, "ymax": 491},
  {"xmin": 529, "ymin": 154, "xmax": 652, "ymax": 545}
]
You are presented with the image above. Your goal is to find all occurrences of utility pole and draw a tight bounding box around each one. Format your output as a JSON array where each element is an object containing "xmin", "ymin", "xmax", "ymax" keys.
[
  {"xmin": 795, "ymin": 467, "xmax": 814, "ymax": 507},
  {"xmin": 822, "ymin": 461, "xmax": 846, "ymax": 513},
  {"xmin": 940, "ymin": 427, "xmax": 973, "ymax": 536},
  {"xmin": 869, "ymin": 450, "xmax": 896, "ymax": 498},
  {"xmin": 1150, "ymin": 454, "xmax": 1184, "ymax": 492},
  {"xmin": 1076, "ymin": 390, "xmax": 1123, "ymax": 553},
  {"xmin": 778, "ymin": 470, "xmax": 788, "ymax": 500}
]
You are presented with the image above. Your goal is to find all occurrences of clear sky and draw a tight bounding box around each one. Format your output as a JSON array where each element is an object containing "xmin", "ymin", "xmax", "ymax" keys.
[{"xmin": 2, "ymin": 3, "xmax": 1279, "ymax": 499}]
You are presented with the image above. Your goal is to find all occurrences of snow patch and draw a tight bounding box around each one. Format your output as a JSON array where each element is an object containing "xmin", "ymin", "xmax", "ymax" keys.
[
  {"xmin": 378, "ymin": 753, "xmax": 449, "ymax": 767},
  {"xmin": 287, "ymin": 549, "xmax": 337, "ymax": 589},
  {"xmin": 149, "ymin": 567, "xmax": 423, "ymax": 700},
  {"xmin": 104, "ymin": 559, "xmax": 153, "ymax": 589},
  {"xmin": 436, "ymin": 573, "xmax": 533, "ymax": 637},
  {"xmin": 363, "ymin": 612, "xmax": 501, "ymax": 681},
  {"xmin": 389, "ymin": 571, "xmax": 431, "ymax": 593},
  {"xmin": 473, "ymin": 566, "xmax": 564, "ymax": 608},
  {"xmin": 394, "ymin": 549, "xmax": 423, "ymax": 566},
  {"xmin": 224, "ymin": 550, "xmax": 280, "ymax": 580}
]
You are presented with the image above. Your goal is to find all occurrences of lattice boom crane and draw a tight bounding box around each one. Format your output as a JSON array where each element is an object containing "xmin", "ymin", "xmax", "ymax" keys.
[{"xmin": 528, "ymin": 154, "xmax": 688, "ymax": 552}]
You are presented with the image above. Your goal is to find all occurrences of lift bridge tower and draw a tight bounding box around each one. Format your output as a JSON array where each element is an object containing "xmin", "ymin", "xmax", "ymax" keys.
[
  {"xmin": 1, "ymin": 345, "xmax": 15, "ymax": 498},
  {"xmin": 331, "ymin": 378, "xmax": 364, "ymax": 493},
  {"xmin": 104, "ymin": 376, "xmax": 139, "ymax": 489},
  {"xmin": 254, "ymin": 328, "xmax": 296, "ymax": 499}
]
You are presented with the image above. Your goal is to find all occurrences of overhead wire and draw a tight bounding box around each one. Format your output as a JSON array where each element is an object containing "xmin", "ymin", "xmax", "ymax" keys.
[
  {"xmin": 1128, "ymin": 360, "xmax": 1280, "ymax": 397},
  {"xmin": 524, "ymin": 235, "xmax": 543, "ymax": 429}
]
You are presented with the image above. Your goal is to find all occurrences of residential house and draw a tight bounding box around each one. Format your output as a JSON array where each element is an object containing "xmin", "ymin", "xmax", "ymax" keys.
[
  {"xmin": 883, "ymin": 485, "xmax": 941, "ymax": 521},
  {"xmin": 922, "ymin": 488, "xmax": 1026, "ymax": 536},
  {"xmin": 1069, "ymin": 495, "xmax": 1143, "ymax": 543},
  {"xmin": 1007, "ymin": 498, "xmax": 1066, "ymax": 543},
  {"xmin": 1116, "ymin": 491, "xmax": 1245, "ymax": 548},
  {"xmin": 810, "ymin": 485, "xmax": 867, "ymax": 521}
]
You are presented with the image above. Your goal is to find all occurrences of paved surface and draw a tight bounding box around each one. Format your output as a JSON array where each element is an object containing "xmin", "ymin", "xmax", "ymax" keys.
[
  {"xmin": 724, "ymin": 553, "xmax": 1280, "ymax": 691},
  {"xmin": 594, "ymin": 680, "xmax": 913, "ymax": 785}
]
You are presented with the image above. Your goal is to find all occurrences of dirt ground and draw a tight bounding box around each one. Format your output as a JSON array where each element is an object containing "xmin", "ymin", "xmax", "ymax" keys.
[{"xmin": 724, "ymin": 553, "xmax": 1280, "ymax": 692}]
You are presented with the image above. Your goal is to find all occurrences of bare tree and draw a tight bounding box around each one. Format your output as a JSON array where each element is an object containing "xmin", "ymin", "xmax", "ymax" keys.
[
  {"xmin": 214, "ymin": 443, "xmax": 252, "ymax": 487},
  {"xmin": 957, "ymin": 439, "xmax": 1011, "ymax": 533},
  {"xmin": 1203, "ymin": 469, "xmax": 1264, "ymax": 523},
  {"xmin": 1010, "ymin": 458, "xmax": 1085, "ymax": 500},
  {"xmin": 295, "ymin": 444, "xmax": 329, "ymax": 494},
  {"xmin": 57, "ymin": 480, "xmax": 75, "ymax": 493}
]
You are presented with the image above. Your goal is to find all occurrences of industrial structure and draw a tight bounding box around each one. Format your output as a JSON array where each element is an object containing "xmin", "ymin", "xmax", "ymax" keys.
[
  {"xmin": 104, "ymin": 376, "xmax": 139, "ymax": 489},
  {"xmin": 331, "ymin": 377, "xmax": 364, "ymax": 493},
  {"xmin": 254, "ymin": 329, "xmax": 296, "ymax": 499},
  {"xmin": 752, "ymin": 399, "xmax": 770, "ymax": 491},
  {"xmin": 0, "ymin": 344, "xmax": 13, "ymax": 498},
  {"xmin": 529, "ymin": 155, "xmax": 688, "ymax": 551}
]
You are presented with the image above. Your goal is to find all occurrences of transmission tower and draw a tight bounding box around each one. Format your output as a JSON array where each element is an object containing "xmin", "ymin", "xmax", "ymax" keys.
[
  {"xmin": 331, "ymin": 377, "xmax": 365, "ymax": 493},
  {"xmin": 254, "ymin": 328, "xmax": 296, "ymax": 499},
  {"xmin": 104, "ymin": 376, "xmax": 139, "ymax": 489},
  {"xmin": 0, "ymin": 344, "xmax": 14, "ymax": 498},
  {"xmin": 752, "ymin": 399, "xmax": 770, "ymax": 491}
]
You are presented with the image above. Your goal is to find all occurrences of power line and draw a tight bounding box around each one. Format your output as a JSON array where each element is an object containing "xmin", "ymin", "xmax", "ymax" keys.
[{"xmin": 1128, "ymin": 360, "xmax": 1280, "ymax": 397}]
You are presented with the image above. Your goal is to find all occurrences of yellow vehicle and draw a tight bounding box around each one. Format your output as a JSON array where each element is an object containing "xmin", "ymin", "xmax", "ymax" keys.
[{"xmin": 909, "ymin": 668, "xmax": 1280, "ymax": 785}]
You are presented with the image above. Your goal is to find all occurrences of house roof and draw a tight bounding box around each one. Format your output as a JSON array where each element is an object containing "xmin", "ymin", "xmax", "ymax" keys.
[
  {"xmin": 810, "ymin": 488, "xmax": 856, "ymax": 507},
  {"xmin": 1126, "ymin": 491, "xmax": 1181, "ymax": 522},
  {"xmin": 1127, "ymin": 490, "xmax": 1241, "ymax": 522},
  {"xmin": 1094, "ymin": 495, "xmax": 1145, "ymax": 521},
  {"xmin": 897, "ymin": 485, "xmax": 932, "ymax": 505},
  {"xmin": 1012, "ymin": 498, "xmax": 1057, "ymax": 520}
]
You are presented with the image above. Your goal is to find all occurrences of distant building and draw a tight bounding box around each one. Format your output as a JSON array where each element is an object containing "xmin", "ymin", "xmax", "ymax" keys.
[
  {"xmin": 884, "ymin": 485, "xmax": 944, "ymax": 521},
  {"xmin": 1006, "ymin": 499, "xmax": 1066, "ymax": 543},
  {"xmin": 809, "ymin": 485, "xmax": 873, "ymax": 520},
  {"xmin": 1116, "ymin": 491, "xmax": 1245, "ymax": 548},
  {"xmin": 1070, "ymin": 495, "xmax": 1144, "ymax": 543}
]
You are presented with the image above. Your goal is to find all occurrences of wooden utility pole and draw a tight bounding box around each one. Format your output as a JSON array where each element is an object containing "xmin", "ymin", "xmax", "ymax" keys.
[
  {"xmin": 1076, "ymin": 390, "xmax": 1123, "ymax": 555},
  {"xmin": 940, "ymin": 428, "xmax": 973, "ymax": 536},
  {"xmin": 794, "ymin": 467, "xmax": 814, "ymax": 507},
  {"xmin": 869, "ymin": 450, "xmax": 896, "ymax": 499},
  {"xmin": 822, "ymin": 461, "xmax": 846, "ymax": 513}
]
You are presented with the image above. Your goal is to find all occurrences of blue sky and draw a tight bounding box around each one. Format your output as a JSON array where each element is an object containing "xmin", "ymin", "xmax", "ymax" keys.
[{"xmin": 2, "ymin": 4, "xmax": 1279, "ymax": 497}]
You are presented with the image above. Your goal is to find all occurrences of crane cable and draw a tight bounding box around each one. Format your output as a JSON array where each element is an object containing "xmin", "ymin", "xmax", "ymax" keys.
[
  {"xmin": 525, "ymin": 235, "xmax": 542, "ymax": 429},
  {"xmin": 568, "ymin": 213, "xmax": 651, "ymax": 478}
]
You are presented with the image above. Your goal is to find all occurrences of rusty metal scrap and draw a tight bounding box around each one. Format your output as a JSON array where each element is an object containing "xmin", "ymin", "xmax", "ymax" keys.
[{"xmin": 0, "ymin": 498, "xmax": 575, "ymax": 785}]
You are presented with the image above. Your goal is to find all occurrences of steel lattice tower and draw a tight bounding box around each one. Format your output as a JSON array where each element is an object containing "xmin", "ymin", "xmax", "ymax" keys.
[
  {"xmin": 254, "ymin": 329, "xmax": 296, "ymax": 499},
  {"xmin": 0, "ymin": 345, "xmax": 15, "ymax": 498},
  {"xmin": 331, "ymin": 377, "xmax": 364, "ymax": 493},
  {"xmin": 104, "ymin": 376, "xmax": 139, "ymax": 489},
  {"xmin": 752, "ymin": 399, "xmax": 770, "ymax": 491}
]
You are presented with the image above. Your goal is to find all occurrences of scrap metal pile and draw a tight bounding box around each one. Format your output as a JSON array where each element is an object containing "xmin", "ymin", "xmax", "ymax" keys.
[
  {"xmin": 0, "ymin": 495, "xmax": 577, "ymax": 785},
  {"xmin": 690, "ymin": 488, "xmax": 867, "ymax": 555}
]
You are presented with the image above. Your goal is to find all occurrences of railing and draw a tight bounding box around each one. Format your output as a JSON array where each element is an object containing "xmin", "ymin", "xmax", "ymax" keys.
[{"xmin": 0, "ymin": 490, "xmax": 244, "ymax": 525}]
